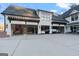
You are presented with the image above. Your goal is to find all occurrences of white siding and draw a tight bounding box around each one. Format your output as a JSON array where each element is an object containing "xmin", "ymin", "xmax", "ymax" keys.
[
  {"xmin": 65, "ymin": 16, "xmax": 71, "ymax": 33},
  {"xmin": 65, "ymin": 14, "xmax": 79, "ymax": 23},
  {"xmin": 64, "ymin": 25, "xmax": 71, "ymax": 33},
  {"xmin": 65, "ymin": 16, "xmax": 71, "ymax": 23},
  {"xmin": 37, "ymin": 11, "xmax": 52, "ymax": 34},
  {"xmin": 38, "ymin": 11, "xmax": 52, "ymax": 26}
]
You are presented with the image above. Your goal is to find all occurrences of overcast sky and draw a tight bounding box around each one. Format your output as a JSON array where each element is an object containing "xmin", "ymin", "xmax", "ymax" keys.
[{"xmin": 0, "ymin": 3, "xmax": 73, "ymax": 24}]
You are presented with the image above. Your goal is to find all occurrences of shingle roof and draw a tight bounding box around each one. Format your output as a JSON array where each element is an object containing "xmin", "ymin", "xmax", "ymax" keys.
[
  {"xmin": 37, "ymin": 9, "xmax": 53, "ymax": 13},
  {"xmin": 62, "ymin": 5, "xmax": 79, "ymax": 18},
  {"xmin": 52, "ymin": 15, "xmax": 68, "ymax": 23},
  {"xmin": 1, "ymin": 5, "xmax": 39, "ymax": 18}
]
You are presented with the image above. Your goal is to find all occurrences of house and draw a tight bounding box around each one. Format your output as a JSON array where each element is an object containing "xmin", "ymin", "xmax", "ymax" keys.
[
  {"xmin": 62, "ymin": 5, "xmax": 79, "ymax": 33},
  {"xmin": 1, "ymin": 5, "xmax": 67, "ymax": 36}
]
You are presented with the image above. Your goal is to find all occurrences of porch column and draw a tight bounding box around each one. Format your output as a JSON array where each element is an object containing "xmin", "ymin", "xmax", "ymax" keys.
[
  {"xmin": 64, "ymin": 25, "xmax": 67, "ymax": 33},
  {"xmin": 4, "ymin": 15, "xmax": 12, "ymax": 36},
  {"xmin": 23, "ymin": 25, "xmax": 29, "ymax": 34},
  {"xmin": 49, "ymin": 25, "xmax": 52, "ymax": 34},
  {"xmin": 23, "ymin": 28, "xmax": 25, "ymax": 34},
  {"xmin": 38, "ymin": 25, "xmax": 41, "ymax": 34}
]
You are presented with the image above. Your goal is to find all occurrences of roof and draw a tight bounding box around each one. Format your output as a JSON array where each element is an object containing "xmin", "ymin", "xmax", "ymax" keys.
[
  {"xmin": 37, "ymin": 9, "xmax": 53, "ymax": 14},
  {"xmin": 62, "ymin": 5, "xmax": 79, "ymax": 18},
  {"xmin": 52, "ymin": 15, "xmax": 68, "ymax": 23},
  {"xmin": 68, "ymin": 22, "xmax": 79, "ymax": 25},
  {"xmin": 1, "ymin": 5, "xmax": 39, "ymax": 18}
]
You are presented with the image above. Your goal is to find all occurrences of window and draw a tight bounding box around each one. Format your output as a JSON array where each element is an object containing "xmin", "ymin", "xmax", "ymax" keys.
[
  {"xmin": 73, "ymin": 26, "xmax": 76, "ymax": 32},
  {"xmin": 71, "ymin": 14, "xmax": 78, "ymax": 21},
  {"xmin": 71, "ymin": 15, "xmax": 74, "ymax": 21},
  {"xmin": 75, "ymin": 14, "xmax": 78, "ymax": 20}
]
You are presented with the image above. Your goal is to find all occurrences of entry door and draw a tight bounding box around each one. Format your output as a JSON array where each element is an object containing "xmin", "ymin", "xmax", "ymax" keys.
[
  {"xmin": 70, "ymin": 26, "xmax": 76, "ymax": 32},
  {"xmin": 70, "ymin": 26, "xmax": 74, "ymax": 32},
  {"xmin": 41, "ymin": 26, "xmax": 49, "ymax": 34}
]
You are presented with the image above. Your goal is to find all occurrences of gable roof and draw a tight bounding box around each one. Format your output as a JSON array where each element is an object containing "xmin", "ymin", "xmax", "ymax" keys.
[
  {"xmin": 52, "ymin": 15, "xmax": 68, "ymax": 23},
  {"xmin": 70, "ymin": 10, "xmax": 79, "ymax": 15},
  {"xmin": 1, "ymin": 5, "xmax": 39, "ymax": 18},
  {"xmin": 62, "ymin": 5, "xmax": 79, "ymax": 18}
]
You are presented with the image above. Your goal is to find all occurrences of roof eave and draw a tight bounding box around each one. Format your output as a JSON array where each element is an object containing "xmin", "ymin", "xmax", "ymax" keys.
[{"xmin": 1, "ymin": 13, "xmax": 40, "ymax": 18}]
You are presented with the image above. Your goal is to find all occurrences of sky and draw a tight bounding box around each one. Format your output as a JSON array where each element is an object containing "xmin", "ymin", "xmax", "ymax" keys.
[{"xmin": 0, "ymin": 3, "xmax": 73, "ymax": 24}]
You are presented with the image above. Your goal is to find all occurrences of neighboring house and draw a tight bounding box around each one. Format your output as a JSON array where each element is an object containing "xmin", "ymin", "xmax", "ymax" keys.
[
  {"xmin": 62, "ymin": 5, "xmax": 79, "ymax": 33},
  {"xmin": 1, "ymin": 5, "xmax": 67, "ymax": 36}
]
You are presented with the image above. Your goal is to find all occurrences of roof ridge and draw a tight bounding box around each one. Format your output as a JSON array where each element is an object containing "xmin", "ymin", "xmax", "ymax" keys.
[{"xmin": 7, "ymin": 5, "xmax": 36, "ymax": 11}]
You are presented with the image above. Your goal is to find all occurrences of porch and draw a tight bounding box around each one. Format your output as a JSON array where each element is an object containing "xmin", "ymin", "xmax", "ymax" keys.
[
  {"xmin": 11, "ymin": 24, "xmax": 38, "ymax": 35},
  {"xmin": 65, "ymin": 22, "xmax": 79, "ymax": 33},
  {"xmin": 52, "ymin": 22, "xmax": 65, "ymax": 33},
  {"xmin": 7, "ymin": 15, "xmax": 40, "ymax": 35}
]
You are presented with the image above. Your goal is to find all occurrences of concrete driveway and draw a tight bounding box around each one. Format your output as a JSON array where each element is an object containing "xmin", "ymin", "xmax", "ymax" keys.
[{"xmin": 0, "ymin": 34, "xmax": 79, "ymax": 56}]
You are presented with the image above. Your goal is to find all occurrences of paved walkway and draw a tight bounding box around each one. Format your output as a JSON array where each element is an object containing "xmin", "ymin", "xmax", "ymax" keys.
[{"xmin": 0, "ymin": 34, "xmax": 79, "ymax": 56}]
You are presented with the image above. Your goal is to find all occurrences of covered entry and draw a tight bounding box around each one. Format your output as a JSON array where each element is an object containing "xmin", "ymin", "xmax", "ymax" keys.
[
  {"xmin": 66, "ymin": 22, "xmax": 79, "ymax": 33},
  {"xmin": 11, "ymin": 24, "xmax": 23, "ymax": 35},
  {"xmin": 11, "ymin": 24, "xmax": 38, "ymax": 35},
  {"xmin": 52, "ymin": 15, "xmax": 67, "ymax": 33},
  {"xmin": 52, "ymin": 26, "xmax": 64, "ymax": 33},
  {"xmin": 41, "ymin": 26, "xmax": 50, "ymax": 34},
  {"xmin": 8, "ymin": 15, "xmax": 39, "ymax": 35},
  {"xmin": 52, "ymin": 22, "xmax": 66, "ymax": 33},
  {"xmin": 24, "ymin": 25, "xmax": 38, "ymax": 34}
]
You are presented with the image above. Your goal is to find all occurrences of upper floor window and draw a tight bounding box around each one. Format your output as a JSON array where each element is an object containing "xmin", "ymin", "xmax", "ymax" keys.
[
  {"xmin": 75, "ymin": 14, "xmax": 78, "ymax": 20},
  {"xmin": 71, "ymin": 15, "xmax": 74, "ymax": 21},
  {"xmin": 71, "ymin": 14, "xmax": 78, "ymax": 21}
]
